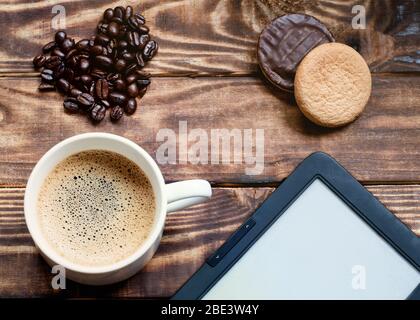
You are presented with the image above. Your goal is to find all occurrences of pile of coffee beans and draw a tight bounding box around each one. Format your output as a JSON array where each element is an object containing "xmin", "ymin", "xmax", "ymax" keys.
[{"xmin": 33, "ymin": 6, "xmax": 158, "ymax": 123}]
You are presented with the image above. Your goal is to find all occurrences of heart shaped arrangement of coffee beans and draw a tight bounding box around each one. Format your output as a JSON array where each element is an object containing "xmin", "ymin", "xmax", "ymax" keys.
[{"xmin": 33, "ymin": 6, "xmax": 158, "ymax": 123}]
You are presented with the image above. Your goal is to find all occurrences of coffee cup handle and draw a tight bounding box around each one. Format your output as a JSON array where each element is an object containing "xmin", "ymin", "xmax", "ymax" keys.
[{"xmin": 165, "ymin": 180, "xmax": 212, "ymax": 213}]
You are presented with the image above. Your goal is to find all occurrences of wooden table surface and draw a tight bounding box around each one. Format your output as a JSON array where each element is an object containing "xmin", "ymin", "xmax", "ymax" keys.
[{"xmin": 0, "ymin": 0, "xmax": 419, "ymax": 298}]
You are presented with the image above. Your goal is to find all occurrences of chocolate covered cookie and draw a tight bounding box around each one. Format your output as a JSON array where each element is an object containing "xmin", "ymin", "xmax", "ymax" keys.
[{"xmin": 258, "ymin": 14, "xmax": 334, "ymax": 92}]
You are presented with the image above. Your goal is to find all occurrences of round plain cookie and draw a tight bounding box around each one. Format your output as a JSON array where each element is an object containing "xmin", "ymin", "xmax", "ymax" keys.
[{"xmin": 294, "ymin": 43, "xmax": 371, "ymax": 127}]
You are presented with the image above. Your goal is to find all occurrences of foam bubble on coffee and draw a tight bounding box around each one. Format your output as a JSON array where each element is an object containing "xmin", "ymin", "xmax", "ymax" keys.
[{"xmin": 37, "ymin": 150, "xmax": 156, "ymax": 267}]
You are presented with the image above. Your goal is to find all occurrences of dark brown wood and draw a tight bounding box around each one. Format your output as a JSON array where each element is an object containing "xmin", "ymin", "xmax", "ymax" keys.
[
  {"xmin": 0, "ymin": 185, "xmax": 418, "ymax": 298},
  {"xmin": 0, "ymin": 0, "xmax": 418, "ymax": 300},
  {"xmin": 0, "ymin": 0, "xmax": 418, "ymax": 75},
  {"xmin": 0, "ymin": 187, "xmax": 269, "ymax": 298},
  {"xmin": 368, "ymin": 185, "xmax": 420, "ymax": 234},
  {"xmin": 0, "ymin": 75, "xmax": 419, "ymax": 186}
]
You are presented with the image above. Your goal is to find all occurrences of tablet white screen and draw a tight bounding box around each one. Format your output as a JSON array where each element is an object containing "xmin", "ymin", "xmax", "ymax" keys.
[{"xmin": 203, "ymin": 179, "xmax": 420, "ymax": 300}]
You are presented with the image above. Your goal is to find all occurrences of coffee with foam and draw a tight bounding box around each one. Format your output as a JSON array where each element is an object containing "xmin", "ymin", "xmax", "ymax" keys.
[{"xmin": 37, "ymin": 150, "xmax": 156, "ymax": 267}]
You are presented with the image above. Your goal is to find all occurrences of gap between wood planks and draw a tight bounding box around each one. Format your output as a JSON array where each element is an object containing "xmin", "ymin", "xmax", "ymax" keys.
[
  {"xmin": 2, "ymin": 182, "xmax": 420, "ymax": 189},
  {"xmin": 0, "ymin": 185, "xmax": 418, "ymax": 237},
  {"xmin": 1, "ymin": 72, "xmax": 420, "ymax": 79}
]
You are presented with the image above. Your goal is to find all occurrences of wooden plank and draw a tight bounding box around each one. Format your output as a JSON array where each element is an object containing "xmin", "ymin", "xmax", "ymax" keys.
[
  {"xmin": 0, "ymin": 75, "xmax": 419, "ymax": 185},
  {"xmin": 0, "ymin": 185, "xmax": 418, "ymax": 298},
  {"xmin": 0, "ymin": 0, "xmax": 418, "ymax": 75},
  {"xmin": 0, "ymin": 187, "xmax": 270, "ymax": 298}
]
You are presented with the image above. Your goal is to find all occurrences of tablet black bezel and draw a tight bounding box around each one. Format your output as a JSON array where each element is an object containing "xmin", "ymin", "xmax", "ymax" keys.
[{"xmin": 172, "ymin": 152, "xmax": 420, "ymax": 300}]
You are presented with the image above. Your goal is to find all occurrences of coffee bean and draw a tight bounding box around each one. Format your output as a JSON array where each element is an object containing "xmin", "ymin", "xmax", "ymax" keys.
[
  {"xmin": 117, "ymin": 49, "xmax": 127, "ymax": 58},
  {"xmin": 135, "ymin": 52, "xmax": 145, "ymax": 68},
  {"xmin": 127, "ymin": 31, "xmax": 140, "ymax": 47},
  {"xmin": 90, "ymin": 45, "xmax": 104, "ymax": 56},
  {"xmin": 136, "ymin": 78, "xmax": 151, "ymax": 88},
  {"xmin": 103, "ymin": 8, "xmax": 114, "ymax": 22},
  {"xmin": 111, "ymin": 17, "xmax": 124, "ymax": 25},
  {"xmin": 127, "ymin": 82, "xmax": 139, "ymax": 97},
  {"xmin": 109, "ymin": 92, "xmax": 127, "ymax": 106},
  {"xmin": 143, "ymin": 40, "xmax": 158, "ymax": 60},
  {"xmin": 138, "ymin": 34, "xmax": 150, "ymax": 49},
  {"xmin": 62, "ymin": 68, "xmax": 75, "ymax": 82},
  {"xmin": 44, "ymin": 56, "xmax": 61, "ymax": 70},
  {"xmin": 41, "ymin": 69, "xmax": 54, "ymax": 83},
  {"xmin": 34, "ymin": 6, "xmax": 157, "ymax": 123},
  {"xmin": 134, "ymin": 70, "xmax": 152, "ymax": 79},
  {"xmin": 78, "ymin": 52, "xmax": 90, "ymax": 60},
  {"xmin": 95, "ymin": 34, "xmax": 110, "ymax": 46},
  {"xmin": 100, "ymin": 47, "xmax": 108, "ymax": 56},
  {"xmin": 63, "ymin": 97, "xmax": 80, "ymax": 112},
  {"xmin": 95, "ymin": 79, "xmax": 109, "ymax": 99},
  {"xmin": 60, "ymin": 38, "xmax": 75, "ymax": 53},
  {"xmin": 56, "ymin": 78, "xmax": 71, "ymax": 93},
  {"xmin": 125, "ymin": 73, "xmax": 137, "ymax": 84},
  {"xmin": 134, "ymin": 14, "xmax": 146, "ymax": 25},
  {"xmin": 33, "ymin": 55, "xmax": 46, "ymax": 68},
  {"xmin": 124, "ymin": 98, "xmax": 137, "ymax": 115},
  {"xmin": 38, "ymin": 82, "xmax": 55, "ymax": 91},
  {"xmin": 118, "ymin": 24, "xmax": 128, "ymax": 38},
  {"xmin": 55, "ymin": 31, "xmax": 67, "ymax": 44},
  {"xmin": 70, "ymin": 88, "xmax": 83, "ymax": 97},
  {"xmin": 95, "ymin": 55, "xmax": 113, "ymax": 68},
  {"xmin": 138, "ymin": 25, "xmax": 149, "ymax": 35},
  {"xmin": 79, "ymin": 58, "xmax": 90, "ymax": 73},
  {"xmin": 53, "ymin": 63, "xmax": 65, "ymax": 78},
  {"xmin": 80, "ymin": 74, "xmax": 93, "ymax": 85},
  {"xmin": 52, "ymin": 48, "xmax": 66, "ymax": 58},
  {"xmin": 106, "ymin": 73, "xmax": 120, "ymax": 83},
  {"xmin": 88, "ymin": 81, "xmax": 95, "ymax": 97},
  {"xmin": 125, "ymin": 63, "xmax": 137, "ymax": 76},
  {"xmin": 109, "ymin": 38, "xmax": 117, "ymax": 48},
  {"xmin": 78, "ymin": 82, "xmax": 90, "ymax": 93},
  {"xmin": 99, "ymin": 99, "xmax": 111, "ymax": 109},
  {"xmin": 77, "ymin": 93, "xmax": 95, "ymax": 108},
  {"xmin": 75, "ymin": 39, "xmax": 91, "ymax": 51},
  {"xmin": 112, "ymin": 48, "xmax": 119, "ymax": 61},
  {"xmin": 108, "ymin": 22, "xmax": 120, "ymax": 38},
  {"xmin": 64, "ymin": 48, "xmax": 77, "ymax": 61},
  {"xmin": 122, "ymin": 52, "xmax": 135, "ymax": 61},
  {"xmin": 127, "ymin": 16, "xmax": 140, "ymax": 30},
  {"xmin": 67, "ymin": 55, "xmax": 78, "ymax": 69},
  {"xmin": 138, "ymin": 86, "xmax": 147, "ymax": 98},
  {"xmin": 97, "ymin": 22, "xmax": 109, "ymax": 34},
  {"xmin": 106, "ymin": 41, "xmax": 115, "ymax": 55},
  {"xmin": 42, "ymin": 41, "xmax": 56, "ymax": 53},
  {"xmin": 90, "ymin": 104, "xmax": 106, "ymax": 122},
  {"xmin": 118, "ymin": 40, "xmax": 128, "ymax": 49},
  {"xmin": 124, "ymin": 6, "xmax": 133, "ymax": 21},
  {"xmin": 115, "ymin": 59, "xmax": 127, "ymax": 72},
  {"xmin": 110, "ymin": 105, "xmax": 124, "ymax": 121},
  {"xmin": 114, "ymin": 79, "xmax": 126, "ymax": 91},
  {"xmin": 114, "ymin": 6, "xmax": 125, "ymax": 19},
  {"xmin": 128, "ymin": 14, "xmax": 145, "ymax": 30},
  {"xmin": 91, "ymin": 68, "xmax": 107, "ymax": 79}
]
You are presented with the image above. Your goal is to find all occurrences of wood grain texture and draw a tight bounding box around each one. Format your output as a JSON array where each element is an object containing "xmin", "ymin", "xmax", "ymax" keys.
[
  {"xmin": 0, "ymin": 0, "xmax": 418, "ymax": 300},
  {"xmin": 0, "ymin": 75, "xmax": 419, "ymax": 185},
  {"xmin": 0, "ymin": 187, "xmax": 270, "ymax": 298},
  {"xmin": 0, "ymin": 185, "xmax": 418, "ymax": 298},
  {"xmin": 0, "ymin": 0, "xmax": 418, "ymax": 75}
]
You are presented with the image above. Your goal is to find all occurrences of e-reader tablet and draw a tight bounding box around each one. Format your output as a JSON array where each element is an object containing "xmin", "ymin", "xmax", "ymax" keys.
[{"xmin": 172, "ymin": 152, "xmax": 420, "ymax": 300}]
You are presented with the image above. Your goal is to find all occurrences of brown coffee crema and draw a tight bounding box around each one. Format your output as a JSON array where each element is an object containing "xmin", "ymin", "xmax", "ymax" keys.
[{"xmin": 37, "ymin": 150, "xmax": 156, "ymax": 267}]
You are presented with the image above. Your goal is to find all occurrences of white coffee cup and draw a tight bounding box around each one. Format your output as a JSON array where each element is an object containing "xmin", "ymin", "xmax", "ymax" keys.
[{"xmin": 24, "ymin": 132, "xmax": 212, "ymax": 285}]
